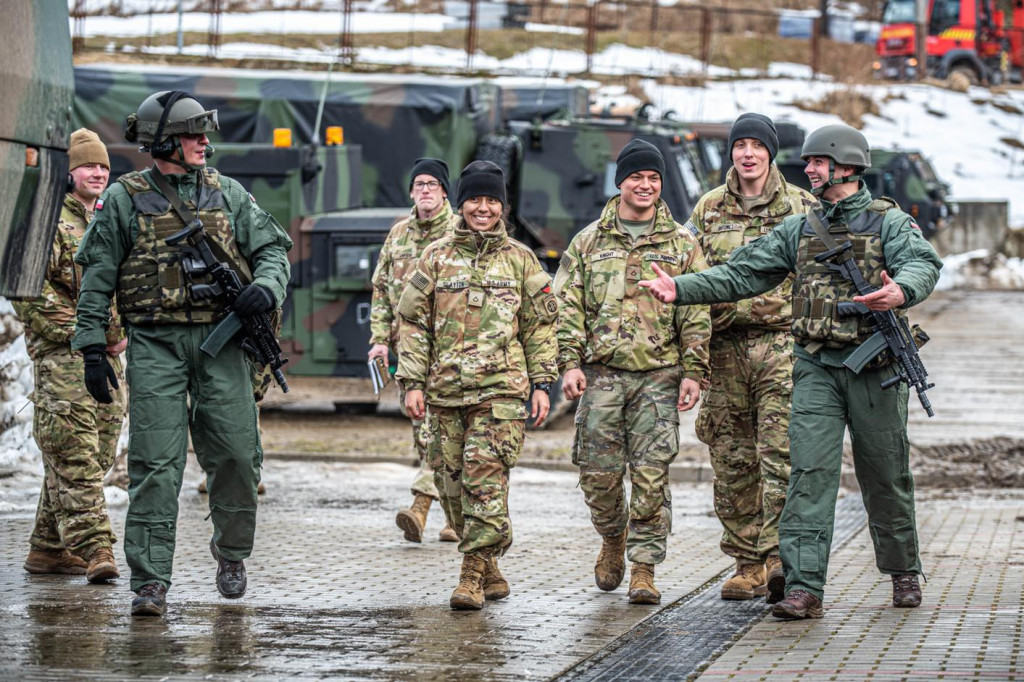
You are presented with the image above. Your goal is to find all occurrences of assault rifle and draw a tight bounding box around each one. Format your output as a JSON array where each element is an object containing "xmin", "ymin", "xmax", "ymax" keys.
[
  {"xmin": 164, "ymin": 220, "xmax": 289, "ymax": 393},
  {"xmin": 150, "ymin": 164, "xmax": 289, "ymax": 394},
  {"xmin": 809, "ymin": 211, "xmax": 933, "ymax": 416}
]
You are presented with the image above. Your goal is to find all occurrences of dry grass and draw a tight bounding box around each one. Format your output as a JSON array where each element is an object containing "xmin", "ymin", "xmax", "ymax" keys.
[{"xmin": 791, "ymin": 87, "xmax": 881, "ymax": 128}]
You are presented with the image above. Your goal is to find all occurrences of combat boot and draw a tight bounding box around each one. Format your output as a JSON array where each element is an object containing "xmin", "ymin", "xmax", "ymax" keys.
[
  {"xmin": 86, "ymin": 546, "xmax": 119, "ymax": 584},
  {"xmin": 721, "ymin": 561, "xmax": 767, "ymax": 600},
  {"xmin": 395, "ymin": 493, "xmax": 432, "ymax": 543},
  {"xmin": 892, "ymin": 574, "xmax": 922, "ymax": 608},
  {"xmin": 450, "ymin": 553, "xmax": 487, "ymax": 610},
  {"xmin": 771, "ymin": 589, "xmax": 824, "ymax": 619},
  {"xmin": 765, "ymin": 555, "xmax": 785, "ymax": 604},
  {"xmin": 210, "ymin": 538, "xmax": 247, "ymax": 599},
  {"xmin": 23, "ymin": 549, "xmax": 87, "ymax": 575},
  {"xmin": 439, "ymin": 524, "xmax": 459, "ymax": 542},
  {"xmin": 482, "ymin": 557, "xmax": 510, "ymax": 600},
  {"xmin": 628, "ymin": 562, "xmax": 661, "ymax": 605},
  {"xmin": 131, "ymin": 583, "xmax": 167, "ymax": 617},
  {"xmin": 594, "ymin": 530, "xmax": 628, "ymax": 591}
]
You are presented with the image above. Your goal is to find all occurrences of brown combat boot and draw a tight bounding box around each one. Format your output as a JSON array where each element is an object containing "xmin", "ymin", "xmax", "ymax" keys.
[
  {"xmin": 892, "ymin": 574, "xmax": 922, "ymax": 608},
  {"xmin": 396, "ymin": 493, "xmax": 432, "ymax": 543},
  {"xmin": 450, "ymin": 553, "xmax": 487, "ymax": 610},
  {"xmin": 86, "ymin": 546, "xmax": 119, "ymax": 584},
  {"xmin": 765, "ymin": 555, "xmax": 785, "ymax": 604},
  {"xmin": 439, "ymin": 524, "xmax": 459, "ymax": 542},
  {"xmin": 23, "ymin": 549, "xmax": 88, "ymax": 575},
  {"xmin": 772, "ymin": 589, "xmax": 824, "ymax": 619},
  {"xmin": 628, "ymin": 562, "xmax": 661, "ymax": 604},
  {"xmin": 721, "ymin": 561, "xmax": 767, "ymax": 600},
  {"xmin": 482, "ymin": 557, "xmax": 510, "ymax": 600},
  {"xmin": 594, "ymin": 530, "xmax": 628, "ymax": 591}
]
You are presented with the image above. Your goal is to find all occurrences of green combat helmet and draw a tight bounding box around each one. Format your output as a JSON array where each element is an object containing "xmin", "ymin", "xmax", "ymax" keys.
[
  {"xmin": 123, "ymin": 90, "xmax": 219, "ymax": 171},
  {"xmin": 800, "ymin": 124, "xmax": 871, "ymax": 196}
]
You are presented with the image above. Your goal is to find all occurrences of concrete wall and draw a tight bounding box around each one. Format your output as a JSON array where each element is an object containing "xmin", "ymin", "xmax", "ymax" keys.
[{"xmin": 933, "ymin": 199, "xmax": 1010, "ymax": 256}]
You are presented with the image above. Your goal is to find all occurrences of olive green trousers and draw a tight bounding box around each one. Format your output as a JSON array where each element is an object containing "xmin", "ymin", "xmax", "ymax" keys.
[
  {"xmin": 781, "ymin": 357, "xmax": 922, "ymax": 601},
  {"xmin": 124, "ymin": 323, "xmax": 261, "ymax": 591}
]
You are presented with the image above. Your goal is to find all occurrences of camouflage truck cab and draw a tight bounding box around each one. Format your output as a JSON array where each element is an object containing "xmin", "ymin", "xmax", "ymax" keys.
[
  {"xmin": 776, "ymin": 147, "xmax": 951, "ymax": 239},
  {"xmin": 478, "ymin": 117, "xmax": 711, "ymax": 265},
  {"xmin": 0, "ymin": 0, "xmax": 74, "ymax": 298}
]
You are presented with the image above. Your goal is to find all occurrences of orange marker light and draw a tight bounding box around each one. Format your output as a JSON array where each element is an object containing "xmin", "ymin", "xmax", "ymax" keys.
[
  {"xmin": 273, "ymin": 128, "xmax": 293, "ymax": 148},
  {"xmin": 326, "ymin": 126, "xmax": 344, "ymax": 146},
  {"xmin": 25, "ymin": 147, "xmax": 39, "ymax": 167}
]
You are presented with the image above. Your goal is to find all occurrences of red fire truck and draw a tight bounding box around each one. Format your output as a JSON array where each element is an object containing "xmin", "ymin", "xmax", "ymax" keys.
[{"xmin": 874, "ymin": 0, "xmax": 1024, "ymax": 84}]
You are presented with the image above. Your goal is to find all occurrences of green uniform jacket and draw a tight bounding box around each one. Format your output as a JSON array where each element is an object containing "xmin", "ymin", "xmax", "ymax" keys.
[
  {"xmin": 671, "ymin": 184, "xmax": 942, "ymax": 368},
  {"xmin": 369, "ymin": 200, "xmax": 456, "ymax": 349},
  {"xmin": 553, "ymin": 196, "xmax": 711, "ymax": 382},
  {"xmin": 72, "ymin": 168, "xmax": 293, "ymax": 351},
  {"xmin": 395, "ymin": 218, "xmax": 559, "ymax": 407},
  {"xmin": 14, "ymin": 194, "xmax": 123, "ymax": 359},
  {"xmin": 688, "ymin": 166, "xmax": 817, "ymax": 333}
]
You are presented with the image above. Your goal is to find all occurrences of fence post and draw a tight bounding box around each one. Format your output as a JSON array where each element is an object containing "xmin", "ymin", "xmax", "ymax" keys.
[
  {"xmin": 700, "ymin": 7, "xmax": 711, "ymax": 74},
  {"xmin": 810, "ymin": 17, "xmax": 820, "ymax": 80},
  {"xmin": 466, "ymin": 0, "xmax": 479, "ymax": 72},
  {"xmin": 586, "ymin": 2, "xmax": 597, "ymax": 75},
  {"xmin": 340, "ymin": 0, "xmax": 354, "ymax": 65}
]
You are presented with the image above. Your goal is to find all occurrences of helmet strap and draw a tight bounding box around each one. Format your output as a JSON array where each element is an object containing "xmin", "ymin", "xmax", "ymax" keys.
[{"xmin": 812, "ymin": 158, "xmax": 861, "ymax": 196}]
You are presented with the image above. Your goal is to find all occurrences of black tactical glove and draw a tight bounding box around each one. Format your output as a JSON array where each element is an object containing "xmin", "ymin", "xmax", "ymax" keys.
[
  {"xmin": 83, "ymin": 344, "xmax": 118, "ymax": 404},
  {"xmin": 233, "ymin": 284, "xmax": 274, "ymax": 317}
]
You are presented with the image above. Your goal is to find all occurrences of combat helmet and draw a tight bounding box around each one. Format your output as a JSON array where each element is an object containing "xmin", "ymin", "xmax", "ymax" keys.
[
  {"xmin": 124, "ymin": 90, "xmax": 218, "ymax": 170},
  {"xmin": 800, "ymin": 124, "xmax": 870, "ymax": 196}
]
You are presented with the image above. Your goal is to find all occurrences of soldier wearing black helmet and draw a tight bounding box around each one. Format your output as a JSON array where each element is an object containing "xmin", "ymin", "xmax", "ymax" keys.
[
  {"xmin": 72, "ymin": 91, "xmax": 293, "ymax": 617},
  {"xmin": 640, "ymin": 123, "xmax": 942, "ymax": 620}
]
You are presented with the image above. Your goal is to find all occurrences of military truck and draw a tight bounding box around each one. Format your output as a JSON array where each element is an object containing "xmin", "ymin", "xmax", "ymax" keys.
[
  {"xmin": 73, "ymin": 65, "xmax": 711, "ymax": 409},
  {"xmin": 775, "ymin": 146, "xmax": 952, "ymax": 239},
  {"xmin": 0, "ymin": 1, "xmax": 74, "ymax": 299}
]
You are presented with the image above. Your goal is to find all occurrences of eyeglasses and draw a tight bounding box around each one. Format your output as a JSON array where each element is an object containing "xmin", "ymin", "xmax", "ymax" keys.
[{"xmin": 413, "ymin": 181, "xmax": 441, "ymax": 191}]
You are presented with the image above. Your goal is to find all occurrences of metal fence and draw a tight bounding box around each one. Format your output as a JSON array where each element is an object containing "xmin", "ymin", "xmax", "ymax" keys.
[{"xmin": 70, "ymin": 0, "xmax": 856, "ymax": 79}]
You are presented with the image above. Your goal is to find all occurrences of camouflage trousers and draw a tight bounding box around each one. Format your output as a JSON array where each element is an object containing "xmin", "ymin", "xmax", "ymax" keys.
[
  {"xmin": 696, "ymin": 328, "xmax": 792, "ymax": 564},
  {"xmin": 572, "ymin": 364, "xmax": 681, "ymax": 566},
  {"xmin": 425, "ymin": 399, "xmax": 526, "ymax": 557},
  {"xmin": 399, "ymin": 387, "xmax": 439, "ymax": 499},
  {"xmin": 30, "ymin": 348, "xmax": 126, "ymax": 560}
]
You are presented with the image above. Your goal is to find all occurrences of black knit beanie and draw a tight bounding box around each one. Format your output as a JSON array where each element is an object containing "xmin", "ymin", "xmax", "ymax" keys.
[
  {"xmin": 728, "ymin": 113, "xmax": 779, "ymax": 162},
  {"xmin": 409, "ymin": 157, "xmax": 450, "ymax": 196},
  {"xmin": 614, "ymin": 139, "xmax": 665, "ymax": 187},
  {"xmin": 456, "ymin": 160, "xmax": 506, "ymax": 209}
]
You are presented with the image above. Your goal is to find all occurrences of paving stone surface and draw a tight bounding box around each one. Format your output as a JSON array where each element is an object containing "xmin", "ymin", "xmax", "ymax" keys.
[{"xmin": 0, "ymin": 460, "xmax": 733, "ymax": 680}]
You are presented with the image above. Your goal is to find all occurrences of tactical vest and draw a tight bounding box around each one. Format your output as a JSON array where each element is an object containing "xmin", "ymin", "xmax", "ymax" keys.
[
  {"xmin": 116, "ymin": 169, "xmax": 242, "ymax": 324},
  {"xmin": 791, "ymin": 199, "xmax": 904, "ymax": 348}
]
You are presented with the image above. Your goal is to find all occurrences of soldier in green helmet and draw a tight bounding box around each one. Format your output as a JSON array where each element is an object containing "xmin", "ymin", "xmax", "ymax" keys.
[
  {"xmin": 641, "ymin": 123, "xmax": 941, "ymax": 620},
  {"xmin": 72, "ymin": 91, "xmax": 293, "ymax": 617}
]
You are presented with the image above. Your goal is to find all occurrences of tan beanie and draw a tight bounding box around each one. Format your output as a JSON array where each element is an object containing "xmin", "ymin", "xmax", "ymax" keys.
[{"xmin": 68, "ymin": 128, "xmax": 110, "ymax": 171}]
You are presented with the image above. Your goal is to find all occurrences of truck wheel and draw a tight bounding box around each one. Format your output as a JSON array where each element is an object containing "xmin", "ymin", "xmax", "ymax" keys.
[
  {"xmin": 949, "ymin": 65, "xmax": 978, "ymax": 87},
  {"xmin": 475, "ymin": 134, "xmax": 520, "ymax": 187}
]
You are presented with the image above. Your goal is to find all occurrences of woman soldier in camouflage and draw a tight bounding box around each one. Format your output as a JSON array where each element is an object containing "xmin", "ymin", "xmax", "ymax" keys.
[{"xmin": 397, "ymin": 161, "xmax": 559, "ymax": 610}]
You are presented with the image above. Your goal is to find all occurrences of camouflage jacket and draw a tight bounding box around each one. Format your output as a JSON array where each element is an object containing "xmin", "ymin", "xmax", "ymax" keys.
[
  {"xmin": 553, "ymin": 197, "xmax": 711, "ymax": 381},
  {"xmin": 370, "ymin": 200, "xmax": 456, "ymax": 349},
  {"xmin": 13, "ymin": 194, "xmax": 123, "ymax": 360},
  {"xmin": 670, "ymin": 185, "xmax": 942, "ymax": 368},
  {"xmin": 395, "ymin": 218, "xmax": 559, "ymax": 407},
  {"xmin": 688, "ymin": 166, "xmax": 816, "ymax": 333},
  {"xmin": 72, "ymin": 167, "xmax": 293, "ymax": 351}
]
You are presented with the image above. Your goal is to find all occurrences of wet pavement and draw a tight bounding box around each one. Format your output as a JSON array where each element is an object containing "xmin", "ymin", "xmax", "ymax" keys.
[
  {"xmin": 2, "ymin": 289, "xmax": 1022, "ymax": 680},
  {"xmin": 0, "ymin": 461, "xmax": 735, "ymax": 680}
]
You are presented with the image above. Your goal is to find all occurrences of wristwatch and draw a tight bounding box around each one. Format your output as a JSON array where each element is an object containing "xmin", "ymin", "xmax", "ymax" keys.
[{"xmin": 532, "ymin": 382, "xmax": 552, "ymax": 394}]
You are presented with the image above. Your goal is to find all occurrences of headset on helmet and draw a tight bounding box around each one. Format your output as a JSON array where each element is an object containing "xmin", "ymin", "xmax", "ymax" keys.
[{"xmin": 124, "ymin": 90, "xmax": 219, "ymax": 170}]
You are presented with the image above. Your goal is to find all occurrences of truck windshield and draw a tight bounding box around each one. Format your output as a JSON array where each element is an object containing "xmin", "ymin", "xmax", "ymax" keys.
[{"xmin": 882, "ymin": 0, "xmax": 916, "ymax": 23}]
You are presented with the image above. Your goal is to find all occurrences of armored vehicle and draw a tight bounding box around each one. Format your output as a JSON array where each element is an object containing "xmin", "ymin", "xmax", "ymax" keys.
[
  {"xmin": 776, "ymin": 146, "xmax": 951, "ymax": 239},
  {"xmin": 0, "ymin": 1, "xmax": 74, "ymax": 299}
]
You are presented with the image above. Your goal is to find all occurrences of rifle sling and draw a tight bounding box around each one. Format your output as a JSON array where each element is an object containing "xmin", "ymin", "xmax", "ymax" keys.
[{"xmin": 150, "ymin": 166, "xmax": 253, "ymax": 285}]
